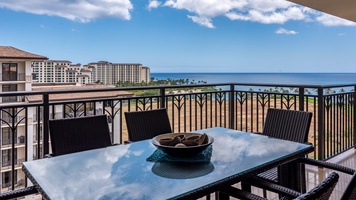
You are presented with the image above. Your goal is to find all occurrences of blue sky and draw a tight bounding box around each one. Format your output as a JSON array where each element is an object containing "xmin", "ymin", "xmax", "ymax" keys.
[{"xmin": 0, "ymin": 0, "xmax": 355, "ymax": 73}]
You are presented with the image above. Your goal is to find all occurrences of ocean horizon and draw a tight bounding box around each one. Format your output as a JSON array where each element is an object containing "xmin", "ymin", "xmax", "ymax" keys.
[{"xmin": 151, "ymin": 73, "xmax": 356, "ymax": 85}]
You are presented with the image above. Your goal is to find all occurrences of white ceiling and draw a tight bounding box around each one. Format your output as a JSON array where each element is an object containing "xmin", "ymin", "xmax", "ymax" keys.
[{"xmin": 288, "ymin": 0, "xmax": 356, "ymax": 22}]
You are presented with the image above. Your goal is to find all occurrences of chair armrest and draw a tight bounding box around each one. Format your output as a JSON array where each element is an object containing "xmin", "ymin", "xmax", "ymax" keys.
[
  {"xmin": 245, "ymin": 177, "xmax": 302, "ymax": 199},
  {"xmin": 220, "ymin": 186, "xmax": 267, "ymax": 200},
  {"xmin": 297, "ymin": 157, "xmax": 356, "ymax": 175}
]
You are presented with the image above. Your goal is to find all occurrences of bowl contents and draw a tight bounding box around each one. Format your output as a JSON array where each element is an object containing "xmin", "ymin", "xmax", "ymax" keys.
[
  {"xmin": 151, "ymin": 132, "xmax": 214, "ymax": 157},
  {"xmin": 159, "ymin": 133, "xmax": 208, "ymax": 147},
  {"xmin": 174, "ymin": 143, "xmax": 187, "ymax": 148}
]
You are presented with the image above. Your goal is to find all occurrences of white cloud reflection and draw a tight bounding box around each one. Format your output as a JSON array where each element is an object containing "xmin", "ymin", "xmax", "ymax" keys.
[
  {"xmin": 27, "ymin": 145, "xmax": 130, "ymax": 199},
  {"xmin": 25, "ymin": 129, "xmax": 310, "ymax": 200},
  {"xmin": 207, "ymin": 128, "xmax": 304, "ymax": 164}
]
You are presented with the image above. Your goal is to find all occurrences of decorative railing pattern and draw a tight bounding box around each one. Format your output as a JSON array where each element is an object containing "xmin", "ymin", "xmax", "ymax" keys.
[{"xmin": 0, "ymin": 82, "xmax": 355, "ymax": 192}]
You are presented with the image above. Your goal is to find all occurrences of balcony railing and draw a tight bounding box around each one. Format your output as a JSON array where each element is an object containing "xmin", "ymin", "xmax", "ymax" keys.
[{"xmin": 0, "ymin": 82, "xmax": 355, "ymax": 192}]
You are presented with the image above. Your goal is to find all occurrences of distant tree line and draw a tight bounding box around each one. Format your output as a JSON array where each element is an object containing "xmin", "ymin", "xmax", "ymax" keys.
[
  {"xmin": 115, "ymin": 77, "xmax": 208, "ymax": 87},
  {"xmin": 114, "ymin": 77, "xmax": 215, "ymax": 96}
]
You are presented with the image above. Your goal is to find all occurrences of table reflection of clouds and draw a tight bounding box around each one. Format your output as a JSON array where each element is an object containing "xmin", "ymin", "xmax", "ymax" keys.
[
  {"xmin": 211, "ymin": 134, "xmax": 249, "ymax": 162},
  {"xmin": 246, "ymin": 136, "xmax": 301, "ymax": 157},
  {"xmin": 107, "ymin": 144, "xmax": 175, "ymax": 199},
  {"xmin": 25, "ymin": 145, "xmax": 131, "ymax": 199},
  {"xmin": 23, "ymin": 128, "xmax": 312, "ymax": 200},
  {"xmin": 197, "ymin": 128, "xmax": 304, "ymax": 163}
]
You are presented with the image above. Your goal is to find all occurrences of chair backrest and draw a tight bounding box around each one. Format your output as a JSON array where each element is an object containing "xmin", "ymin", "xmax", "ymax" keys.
[
  {"xmin": 49, "ymin": 115, "xmax": 112, "ymax": 156},
  {"xmin": 340, "ymin": 172, "xmax": 356, "ymax": 200},
  {"xmin": 125, "ymin": 108, "xmax": 172, "ymax": 142},
  {"xmin": 263, "ymin": 108, "xmax": 312, "ymax": 143},
  {"xmin": 294, "ymin": 172, "xmax": 339, "ymax": 200}
]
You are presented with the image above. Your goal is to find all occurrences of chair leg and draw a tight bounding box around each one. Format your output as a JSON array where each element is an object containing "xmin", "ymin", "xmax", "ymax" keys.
[
  {"xmin": 215, "ymin": 191, "xmax": 230, "ymax": 200},
  {"xmin": 299, "ymin": 163, "xmax": 306, "ymax": 193},
  {"xmin": 241, "ymin": 181, "xmax": 252, "ymax": 192},
  {"xmin": 263, "ymin": 189, "xmax": 267, "ymax": 198}
]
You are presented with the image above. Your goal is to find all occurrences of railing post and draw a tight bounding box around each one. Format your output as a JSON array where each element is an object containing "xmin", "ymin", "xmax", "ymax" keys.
[
  {"xmin": 229, "ymin": 84, "xmax": 235, "ymax": 129},
  {"xmin": 299, "ymin": 87, "xmax": 305, "ymax": 111},
  {"xmin": 354, "ymin": 86, "xmax": 356, "ymax": 148},
  {"xmin": 160, "ymin": 88, "xmax": 166, "ymax": 108},
  {"xmin": 317, "ymin": 87, "xmax": 325, "ymax": 160},
  {"xmin": 11, "ymin": 108, "xmax": 15, "ymax": 190},
  {"xmin": 43, "ymin": 93, "xmax": 50, "ymax": 156}
]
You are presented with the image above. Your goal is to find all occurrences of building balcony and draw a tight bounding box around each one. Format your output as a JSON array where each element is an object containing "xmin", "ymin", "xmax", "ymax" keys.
[
  {"xmin": 0, "ymin": 158, "xmax": 25, "ymax": 172},
  {"xmin": 0, "ymin": 73, "xmax": 26, "ymax": 82},
  {"xmin": 0, "ymin": 82, "xmax": 355, "ymax": 198},
  {"xmin": 1, "ymin": 136, "xmax": 26, "ymax": 148}
]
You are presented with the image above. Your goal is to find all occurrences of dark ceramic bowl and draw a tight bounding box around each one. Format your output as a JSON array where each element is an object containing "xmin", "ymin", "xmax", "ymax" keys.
[{"xmin": 151, "ymin": 132, "xmax": 214, "ymax": 157}]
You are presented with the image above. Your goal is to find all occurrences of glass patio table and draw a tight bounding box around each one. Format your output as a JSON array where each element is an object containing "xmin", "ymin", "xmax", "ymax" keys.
[{"xmin": 22, "ymin": 127, "xmax": 314, "ymax": 200}]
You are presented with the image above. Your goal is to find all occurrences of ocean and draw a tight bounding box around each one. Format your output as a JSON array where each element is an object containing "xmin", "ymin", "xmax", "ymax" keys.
[{"xmin": 151, "ymin": 73, "xmax": 356, "ymax": 85}]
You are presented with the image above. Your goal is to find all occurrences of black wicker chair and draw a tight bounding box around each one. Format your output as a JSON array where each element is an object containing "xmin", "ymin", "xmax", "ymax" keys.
[
  {"xmin": 261, "ymin": 108, "xmax": 312, "ymax": 142},
  {"xmin": 48, "ymin": 114, "xmax": 113, "ymax": 156},
  {"xmin": 253, "ymin": 108, "xmax": 313, "ymax": 196},
  {"xmin": 221, "ymin": 172, "xmax": 339, "ymax": 200},
  {"xmin": 222, "ymin": 157, "xmax": 356, "ymax": 200},
  {"xmin": 124, "ymin": 108, "xmax": 172, "ymax": 143}
]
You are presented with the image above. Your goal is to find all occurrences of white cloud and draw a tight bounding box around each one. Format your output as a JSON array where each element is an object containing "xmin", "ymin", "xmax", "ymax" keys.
[
  {"xmin": 151, "ymin": 0, "xmax": 356, "ymax": 28},
  {"xmin": 0, "ymin": 0, "xmax": 133, "ymax": 22},
  {"xmin": 275, "ymin": 28, "xmax": 298, "ymax": 35},
  {"xmin": 2, "ymin": 0, "xmax": 355, "ymax": 28},
  {"xmin": 164, "ymin": 0, "xmax": 248, "ymax": 18},
  {"xmin": 316, "ymin": 13, "xmax": 356, "ymax": 26},
  {"xmin": 147, "ymin": 0, "xmax": 161, "ymax": 10},
  {"xmin": 249, "ymin": 10, "xmax": 287, "ymax": 24},
  {"xmin": 246, "ymin": 0, "xmax": 292, "ymax": 12},
  {"xmin": 188, "ymin": 15, "xmax": 215, "ymax": 28},
  {"xmin": 226, "ymin": 7, "xmax": 305, "ymax": 24},
  {"xmin": 163, "ymin": 0, "xmax": 248, "ymax": 28}
]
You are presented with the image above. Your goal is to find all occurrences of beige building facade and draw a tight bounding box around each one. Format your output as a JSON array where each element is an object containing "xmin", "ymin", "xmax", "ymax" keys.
[
  {"xmin": 0, "ymin": 46, "xmax": 48, "ymax": 191},
  {"xmin": 86, "ymin": 61, "xmax": 150, "ymax": 85},
  {"xmin": 33, "ymin": 60, "xmax": 150, "ymax": 86},
  {"xmin": 32, "ymin": 60, "xmax": 92, "ymax": 85}
]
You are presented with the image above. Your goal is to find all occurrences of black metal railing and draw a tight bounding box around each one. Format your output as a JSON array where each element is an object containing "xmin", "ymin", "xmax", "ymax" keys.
[{"xmin": 0, "ymin": 82, "xmax": 355, "ymax": 194}]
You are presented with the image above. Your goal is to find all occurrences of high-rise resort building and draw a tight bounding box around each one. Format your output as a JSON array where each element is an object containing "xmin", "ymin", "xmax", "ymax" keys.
[
  {"xmin": 31, "ymin": 60, "xmax": 92, "ymax": 85},
  {"xmin": 32, "ymin": 61, "xmax": 151, "ymax": 86},
  {"xmin": 84, "ymin": 61, "xmax": 150, "ymax": 85}
]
